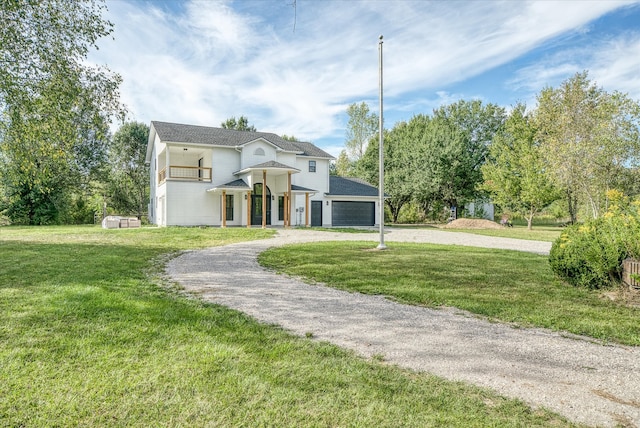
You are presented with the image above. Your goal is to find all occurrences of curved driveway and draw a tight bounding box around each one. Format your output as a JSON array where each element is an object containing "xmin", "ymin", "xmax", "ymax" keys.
[{"xmin": 167, "ymin": 228, "xmax": 639, "ymax": 427}]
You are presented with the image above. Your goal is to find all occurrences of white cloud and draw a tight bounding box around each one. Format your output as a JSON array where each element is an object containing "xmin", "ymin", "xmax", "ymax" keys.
[
  {"xmin": 508, "ymin": 31, "xmax": 640, "ymax": 104},
  {"xmin": 591, "ymin": 35, "xmax": 640, "ymax": 100},
  {"xmin": 90, "ymin": 0, "xmax": 640, "ymax": 150},
  {"xmin": 182, "ymin": 0, "xmax": 262, "ymax": 62}
]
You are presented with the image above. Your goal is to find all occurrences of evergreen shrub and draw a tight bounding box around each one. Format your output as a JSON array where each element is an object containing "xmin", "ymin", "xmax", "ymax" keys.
[{"xmin": 549, "ymin": 191, "xmax": 640, "ymax": 289}]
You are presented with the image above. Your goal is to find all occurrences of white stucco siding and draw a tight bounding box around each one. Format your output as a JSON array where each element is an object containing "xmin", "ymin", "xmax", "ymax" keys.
[
  {"xmin": 165, "ymin": 181, "xmax": 217, "ymax": 226},
  {"xmin": 155, "ymin": 183, "xmax": 167, "ymax": 226},
  {"xmin": 212, "ymin": 147, "xmax": 240, "ymax": 185},
  {"xmin": 294, "ymin": 157, "xmax": 330, "ymax": 194},
  {"xmin": 323, "ymin": 199, "xmax": 331, "ymax": 227},
  {"xmin": 274, "ymin": 175, "xmax": 288, "ymax": 194},
  {"xmin": 242, "ymin": 140, "xmax": 276, "ymax": 167},
  {"xmin": 276, "ymin": 152, "xmax": 296, "ymax": 167},
  {"xmin": 155, "ymin": 134, "xmax": 166, "ymax": 172},
  {"xmin": 148, "ymin": 144, "xmax": 157, "ymax": 224},
  {"xmin": 263, "ymin": 175, "xmax": 278, "ymax": 196},
  {"xmin": 237, "ymin": 172, "xmax": 253, "ymax": 188}
]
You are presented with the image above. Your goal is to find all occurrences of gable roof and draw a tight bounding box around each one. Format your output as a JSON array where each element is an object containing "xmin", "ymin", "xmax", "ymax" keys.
[
  {"xmin": 221, "ymin": 178, "xmax": 250, "ymax": 188},
  {"xmin": 206, "ymin": 179, "xmax": 251, "ymax": 193},
  {"xmin": 327, "ymin": 176, "xmax": 380, "ymax": 197},
  {"xmin": 291, "ymin": 184, "xmax": 317, "ymax": 192},
  {"xmin": 150, "ymin": 121, "xmax": 334, "ymax": 159},
  {"xmin": 233, "ymin": 160, "xmax": 300, "ymax": 176},
  {"xmin": 292, "ymin": 141, "xmax": 336, "ymax": 158}
]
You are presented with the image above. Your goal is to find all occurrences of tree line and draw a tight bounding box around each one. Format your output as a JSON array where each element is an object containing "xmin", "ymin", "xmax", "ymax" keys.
[
  {"xmin": 339, "ymin": 72, "xmax": 640, "ymax": 228},
  {"xmin": 2, "ymin": 2, "xmax": 639, "ymax": 227},
  {"xmin": 0, "ymin": 1, "xmax": 148, "ymax": 225}
]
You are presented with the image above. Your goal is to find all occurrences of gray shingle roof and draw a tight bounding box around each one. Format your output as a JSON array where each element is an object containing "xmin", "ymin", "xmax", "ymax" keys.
[
  {"xmin": 206, "ymin": 178, "xmax": 251, "ymax": 193},
  {"xmin": 233, "ymin": 161, "xmax": 300, "ymax": 175},
  {"xmin": 222, "ymin": 179, "xmax": 250, "ymax": 188},
  {"xmin": 328, "ymin": 176, "xmax": 379, "ymax": 197},
  {"xmin": 151, "ymin": 121, "xmax": 334, "ymax": 159},
  {"xmin": 244, "ymin": 160, "xmax": 298, "ymax": 170},
  {"xmin": 291, "ymin": 184, "xmax": 317, "ymax": 192},
  {"xmin": 292, "ymin": 141, "xmax": 335, "ymax": 159}
]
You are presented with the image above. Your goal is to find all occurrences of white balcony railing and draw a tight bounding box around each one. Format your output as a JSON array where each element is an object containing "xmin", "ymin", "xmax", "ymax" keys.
[{"xmin": 158, "ymin": 166, "xmax": 212, "ymax": 184}]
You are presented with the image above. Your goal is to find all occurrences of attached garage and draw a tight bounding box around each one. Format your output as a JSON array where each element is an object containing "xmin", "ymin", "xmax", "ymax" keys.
[
  {"xmin": 327, "ymin": 176, "xmax": 380, "ymax": 227},
  {"xmin": 332, "ymin": 201, "xmax": 375, "ymax": 226}
]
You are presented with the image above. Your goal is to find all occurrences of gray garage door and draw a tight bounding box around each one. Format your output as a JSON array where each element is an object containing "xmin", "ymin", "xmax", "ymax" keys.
[{"xmin": 332, "ymin": 201, "xmax": 375, "ymax": 226}]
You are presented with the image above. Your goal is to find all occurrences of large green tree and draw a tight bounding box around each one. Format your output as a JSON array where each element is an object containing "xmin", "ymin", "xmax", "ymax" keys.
[
  {"xmin": 334, "ymin": 149, "xmax": 353, "ymax": 177},
  {"xmin": 0, "ymin": 0, "xmax": 123, "ymax": 224},
  {"xmin": 482, "ymin": 104, "xmax": 559, "ymax": 229},
  {"xmin": 535, "ymin": 71, "xmax": 640, "ymax": 222},
  {"xmin": 359, "ymin": 125, "xmax": 413, "ymax": 223},
  {"xmin": 357, "ymin": 101, "xmax": 505, "ymax": 222},
  {"xmin": 108, "ymin": 122, "xmax": 150, "ymax": 219},
  {"xmin": 424, "ymin": 100, "xmax": 506, "ymax": 211},
  {"xmin": 221, "ymin": 116, "xmax": 256, "ymax": 132},
  {"xmin": 345, "ymin": 102, "xmax": 378, "ymax": 162}
]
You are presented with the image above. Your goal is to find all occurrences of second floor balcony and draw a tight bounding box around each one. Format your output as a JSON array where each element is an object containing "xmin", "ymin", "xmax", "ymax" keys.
[{"xmin": 158, "ymin": 165, "xmax": 212, "ymax": 184}]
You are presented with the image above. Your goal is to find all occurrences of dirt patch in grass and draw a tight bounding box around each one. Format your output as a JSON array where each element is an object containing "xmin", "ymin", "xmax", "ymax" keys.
[
  {"xmin": 600, "ymin": 286, "xmax": 640, "ymax": 309},
  {"xmin": 442, "ymin": 218, "xmax": 503, "ymax": 230}
]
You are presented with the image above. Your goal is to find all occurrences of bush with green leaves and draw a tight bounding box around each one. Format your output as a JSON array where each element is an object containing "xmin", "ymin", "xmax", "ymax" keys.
[{"xmin": 549, "ymin": 191, "xmax": 640, "ymax": 289}]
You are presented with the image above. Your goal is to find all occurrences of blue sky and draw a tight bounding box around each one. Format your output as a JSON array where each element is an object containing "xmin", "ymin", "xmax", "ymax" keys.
[{"xmin": 89, "ymin": 0, "xmax": 640, "ymax": 157}]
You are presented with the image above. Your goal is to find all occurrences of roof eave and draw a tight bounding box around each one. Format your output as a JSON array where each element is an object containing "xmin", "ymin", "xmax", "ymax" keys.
[
  {"xmin": 145, "ymin": 124, "xmax": 157, "ymax": 164},
  {"xmin": 325, "ymin": 193, "xmax": 388, "ymax": 198}
]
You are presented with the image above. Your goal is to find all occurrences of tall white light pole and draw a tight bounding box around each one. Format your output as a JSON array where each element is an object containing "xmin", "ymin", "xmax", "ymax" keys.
[{"xmin": 377, "ymin": 34, "xmax": 387, "ymax": 250}]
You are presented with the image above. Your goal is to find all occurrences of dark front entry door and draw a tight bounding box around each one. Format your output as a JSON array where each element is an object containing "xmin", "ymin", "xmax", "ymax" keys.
[
  {"xmin": 251, "ymin": 183, "xmax": 271, "ymax": 226},
  {"xmin": 311, "ymin": 200, "xmax": 322, "ymax": 227}
]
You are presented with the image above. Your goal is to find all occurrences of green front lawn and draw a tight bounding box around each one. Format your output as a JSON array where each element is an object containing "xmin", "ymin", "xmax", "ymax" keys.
[
  {"xmin": 0, "ymin": 226, "xmax": 571, "ymax": 427},
  {"xmin": 259, "ymin": 241, "xmax": 640, "ymax": 346},
  {"xmin": 440, "ymin": 225, "xmax": 563, "ymax": 242}
]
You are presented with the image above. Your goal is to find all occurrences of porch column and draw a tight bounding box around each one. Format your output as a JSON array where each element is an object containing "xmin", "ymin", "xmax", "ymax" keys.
[
  {"xmin": 262, "ymin": 170, "xmax": 267, "ymax": 229},
  {"xmin": 305, "ymin": 192, "xmax": 309, "ymax": 227},
  {"xmin": 221, "ymin": 190, "xmax": 227, "ymax": 228},
  {"xmin": 287, "ymin": 171, "xmax": 292, "ymax": 228},
  {"xmin": 283, "ymin": 192, "xmax": 288, "ymax": 227},
  {"xmin": 246, "ymin": 190, "xmax": 251, "ymax": 228}
]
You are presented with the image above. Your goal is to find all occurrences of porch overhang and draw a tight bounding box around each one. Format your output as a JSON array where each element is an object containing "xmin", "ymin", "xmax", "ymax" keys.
[
  {"xmin": 290, "ymin": 184, "xmax": 317, "ymax": 196},
  {"xmin": 233, "ymin": 160, "xmax": 300, "ymax": 177},
  {"xmin": 206, "ymin": 179, "xmax": 251, "ymax": 193}
]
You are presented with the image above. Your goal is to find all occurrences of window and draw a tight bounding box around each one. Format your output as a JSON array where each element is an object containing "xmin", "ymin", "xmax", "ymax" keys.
[
  {"xmin": 198, "ymin": 157, "xmax": 203, "ymax": 179},
  {"xmin": 309, "ymin": 160, "xmax": 316, "ymax": 172},
  {"xmin": 278, "ymin": 196, "xmax": 284, "ymax": 220},
  {"xmin": 254, "ymin": 148, "xmax": 265, "ymax": 156},
  {"xmin": 226, "ymin": 194, "xmax": 234, "ymax": 221}
]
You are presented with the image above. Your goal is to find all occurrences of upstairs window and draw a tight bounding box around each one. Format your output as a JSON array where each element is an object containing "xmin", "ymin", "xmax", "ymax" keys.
[
  {"xmin": 309, "ymin": 160, "xmax": 316, "ymax": 173},
  {"xmin": 254, "ymin": 148, "xmax": 265, "ymax": 156}
]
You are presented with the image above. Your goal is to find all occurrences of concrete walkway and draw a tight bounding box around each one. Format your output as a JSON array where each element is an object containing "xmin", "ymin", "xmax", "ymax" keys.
[{"xmin": 167, "ymin": 228, "xmax": 640, "ymax": 428}]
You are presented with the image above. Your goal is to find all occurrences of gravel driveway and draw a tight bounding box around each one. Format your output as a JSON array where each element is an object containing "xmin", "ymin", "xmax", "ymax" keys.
[{"xmin": 167, "ymin": 228, "xmax": 640, "ymax": 427}]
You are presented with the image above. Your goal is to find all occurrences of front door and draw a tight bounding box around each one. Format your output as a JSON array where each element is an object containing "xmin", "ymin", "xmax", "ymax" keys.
[
  {"xmin": 311, "ymin": 200, "xmax": 322, "ymax": 227},
  {"xmin": 251, "ymin": 183, "xmax": 271, "ymax": 226}
]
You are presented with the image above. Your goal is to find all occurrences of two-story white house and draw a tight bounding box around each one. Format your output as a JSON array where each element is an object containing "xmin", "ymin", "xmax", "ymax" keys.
[{"xmin": 146, "ymin": 121, "xmax": 381, "ymax": 227}]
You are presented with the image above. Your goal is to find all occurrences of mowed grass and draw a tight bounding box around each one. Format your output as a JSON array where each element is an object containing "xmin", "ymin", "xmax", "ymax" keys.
[
  {"xmin": 259, "ymin": 241, "xmax": 640, "ymax": 346},
  {"xmin": 390, "ymin": 224, "xmax": 563, "ymax": 242},
  {"xmin": 0, "ymin": 226, "xmax": 572, "ymax": 427},
  {"xmin": 441, "ymin": 225, "xmax": 563, "ymax": 242}
]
